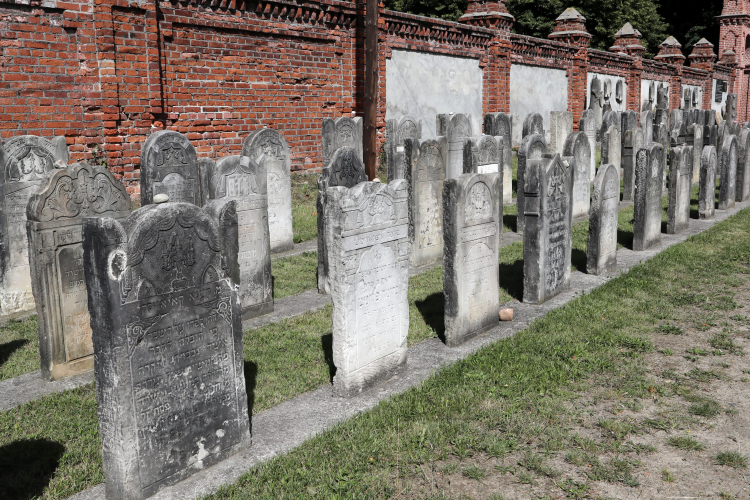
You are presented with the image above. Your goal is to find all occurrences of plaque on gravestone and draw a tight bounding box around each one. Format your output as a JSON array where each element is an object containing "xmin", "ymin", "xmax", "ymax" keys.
[
  {"xmin": 26, "ymin": 162, "xmax": 131, "ymax": 380},
  {"xmin": 563, "ymin": 132, "xmax": 592, "ymax": 219},
  {"xmin": 517, "ymin": 134, "xmax": 547, "ymax": 234},
  {"xmin": 405, "ymin": 138, "xmax": 447, "ymax": 267},
  {"xmin": 241, "ymin": 128, "xmax": 294, "ymax": 253},
  {"xmin": 325, "ymin": 180, "xmax": 409, "ymax": 397},
  {"xmin": 719, "ymin": 134, "xmax": 738, "ymax": 210},
  {"xmin": 579, "ymin": 110, "xmax": 597, "ymax": 181},
  {"xmin": 549, "ymin": 111, "xmax": 573, "ymax": 155},
  {"xmin": 317, "ymin": 146, "xmax": 367, "ymax": 294},
  {"xmin": 206, "ymin": 155, "xmax": 273, "ymax": 319},
  {"xmin": 622, "ymin": 127, "xmax": 644, "ymax": 202},
  {"xmin": 699, "ymin": 146, "xmax": 717, "ymax": 220},
  {"xmin": 484, "ymin": 113, "xmax": 513, "ymax": 202},
  {"xmin": 437, "ymin": 114, "xmax": 473, "ymax": 180},
  {"xmin": 322, "ymin": 117, "xmax": 363, "ymax": 168},
  {"xmin": 386, "ymin": 116, "xmax": 422, "ymax": 182},
  {"xmin": 82, "ymin": 200, "xmax": 249, "ymax": 500},
  {"xmin": 736, "ymin": 129, "xmax": 750, "ymax": 202},
  {"xmin": 688, "ymin": 124, "xmax": 704, "ymax": 185},
  {"xmin": 587, "ymin": 163, "xmax": 619, "ymax": 275},
  {"xmin": 667, "ymin": 146, "xmax": 692, "ymax": 235},
  {"xmin": 715, "ymin": 80, "xmax": 725, "ymax": 103},
  {"xmin": 633, "ymin": 144, "xmax": 665, "ymax": 251},
  {"xmin": 522, "ymin": 113, "xmax": 544, "ymax": 139},
  {"xmin": 602, "ymin": 125, "xmax": 622, "ymax": 180},
  {"xmin": 0, "ymin": 135, "xmax": 68, "ymax": 316},
  {"xmin": 443, "ymin": 173, "xmax": 501, "ymax": 346},
  {"xmin": 141, "ymin": 131, "xmax": 201, "ymax": 206}
]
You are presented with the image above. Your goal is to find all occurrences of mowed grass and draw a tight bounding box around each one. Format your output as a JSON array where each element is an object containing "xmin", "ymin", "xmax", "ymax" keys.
[{"xmin": 290, "ymin": 172, "xmax": 318, "ymax": 244}]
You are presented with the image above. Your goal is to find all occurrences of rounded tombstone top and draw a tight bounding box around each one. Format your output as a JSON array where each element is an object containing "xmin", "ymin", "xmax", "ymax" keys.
[
  {"xmin": 522, "ymin": 113, "xmax": 544, "ymax": 138},
  {"xmin": 702, "ymin": 145, "xmax": 717, "ymax": 171},
  {"xmin": 154, "ymin": 193, "xmax": 169, "ymax": 204}
]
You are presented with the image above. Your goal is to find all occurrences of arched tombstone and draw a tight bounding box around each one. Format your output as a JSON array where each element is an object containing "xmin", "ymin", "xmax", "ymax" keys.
[
  {"xmin": 622, "ymin": 127, "xmax": 644, "ymax": 201},
  {"xmin": 687, "ymin": 124, "xmax": 704, "ymax": 184},
  {"xmin": 602, "ymin": 124, "xmax": 622, "ymax": 179},
  {"xmin": 563, "ymin": 132, "xmax": 592, "ymax": 218},
  {"xmin": 206, "ymin": 155, "xmax": 273, "ymax": 319},
  {"xmin": 699, "ymin": 146, "xmax": 717, "ymax": 219},
  {"xmin": 640, "ymin": 110, "xmax": 654, "ymax": 145},
  {"xmin": 603, "ymin": 79, "xmax": 613, "ymax": 113},
  {"xmin": 141, "ymin": 131, "xmax": 201, "ymax": 206},
  {"xmin": 549, "ymin": 111, "xmax": 573, "ymax": 155},
  {"xmin": 579, "ymin": 110, "xmax": 597, "ymax": 180},
  {"xmin": 317, "ymin": 146, "xmax": 367, "ymax": 294},
  {"xmin": 667, "ymin": 146, "xmax": 692, "ymax": 234},
  {"xmin": 587, "ymin": 163, "xmax": 620, "ymax": 275},
  {"xmin": 386, "ymin": 116, "xmax": 422, "ymax": 182},
  {"xmin": 241, "ymin": 128, "xmax": 294, "ymax": 253},
  {"xmin": 719, "ymin": 134, "xmax": 738, "ymax": 210},
  {"xmin": 82, "ymin": 199, "xmax": 250, "ymax": 499},
  {"xmin": 27, "ymin": 162, "xmax": 131, "ymax": 380},
  {"xmin": 516, "ymin": 134, "xmax": 547, "ymax": 234},
  {"xmin": 621, "ymin": 110, "xmax": 638, "ymax": 148},
  {"xmin": 484, "ymin": 112, "xmax": 513, "ymax": 203},
  {"xmin": 522, "ymin": 112, "xmax": 544, "ymax": 139},
  {"xmin": 600, "ymin": 110, "xmax": 619, "ymax": 142},
  {"xmin": 633, "ymin": 143, "xmax": 665, "ymax": 251},
  {"xmin": 322, "ymin": 116, "xmax": 363, "ymax": 168},
  {"xmin": 616, "ymin": 80, "xmax": 624, "ymax": 106},
  {"xmin": 437, "ymin": 113, "xmax": 473, "ymax": 179},
  {"xmin": 735, "ymin": 129, "xmax": 750, "ymax": 202},
  {"xmin": 589, "ymin": 76, "xmax": 603, "ymax": 134},
  {"xmin": 463, "ymin": 135, "xmax": 500, "ymax": 174},
  {"xmin": 0, "ymin": 135, "xmax": 68, "ymax": 316}
]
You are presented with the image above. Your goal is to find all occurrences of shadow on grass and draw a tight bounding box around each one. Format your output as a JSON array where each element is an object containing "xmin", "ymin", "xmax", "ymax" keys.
[
  {"xmin": 0, "ymin": 339, "xmax": 28, "ymax": 368},
  {"xmin": 571, "ymin": 248, "xmax": 587, "ymax": 272},
  {"xmin": 244, "ymin": 361, "xmax": 257, "ymax": 427},
  {"xmin": 617, "ymin": 229, "xmax": 634, "ymax": 249},
  {"xmin": 321, "ymin": 333, "xmax": 336, "ymax": 383},
  {"xmin": 0, "ymin": 439, "xmax": 65, "ymax": 500},
  {"xmin": 498, "ymin": 259, "xmax": 524, "ymax": 302},
  {"xmin": 415, "ymin": 292, "xmax": 445, "ymax": 343},
  {"xmin": 503, "ymin": 214, "xmax": 517, "ymax": 233}
]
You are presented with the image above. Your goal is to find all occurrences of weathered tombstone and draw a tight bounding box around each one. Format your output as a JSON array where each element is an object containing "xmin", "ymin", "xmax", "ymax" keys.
[
  {"xmin": 670, "ymin": 109, "xmax": 685, "ymax": 144},
  {"xmin": 600, "ymin": 110, "xmax": 619, "ymax": 144},
  {"xmin": 437, "ymin": 114, "xmax": 473, "ymax": 179},
  {"xmin": 317, "ymin": 147, "xmax": 367, "ymax": 294},
  {"xmin": 463, "ymin": 135, "xmax": 501, "ymax": 175},
  {"xmin": 717, "ymin": 122, "xmax": 728, "ymax": 160},
  {"xmin": 522, "ymin": 154, "xmax": 572, "ymax": 304},
  {"xmin": 602, "ymin": 124, "xmax": 622, "ymax": 178},
  {"xmin": 141, "ymin": 131, "xmax": 201, "ymax": 206},
  {"xmin": 522, "ymin": 112, "xmax": 545, "ymax": 139},
  {"xmin": 666, "ymin": 146, "xmax": 692, "ymax": 234},
  {"xmin": 589, "ymin": 76, "xmax": 603, "ymax": 135},
  {"xmin": 322, "ymin": 116, "xmax": 363, "ymax": 168},
  {"xmin": 656, "ymin": 123, "xmax": 669, "ymax": 189},
  {"xmin": 198, "ymin": 158, "xmax": 215, "ymax": 207},
  {"xmin": 325, "ymin": 180, "xmax": 409, "ymax": 396},
  {"xmin": 206, "ymin": 155, "xmax": 273, "ymax": 319},
  {"xmin": 642, "ymin": 81, "xmax": 655, "ymax": 112},
  {"xmin": 563, "ymin": 132, "xmax": 592, "ymax": 219},
  {"xmin": 579, "ymin": 110, "xmax": 597, "ymax": 181},
  {"xmin": 699, "ymin": 146, "xmax": 717, "ymax": 219},
  {"xmin": 735, "ymin": 129, "xmax": 750, "ymax": 202},
  {"xmin": 621, "ymin": 110, "xmax": 638, "ymax": 151},
  {"xmin": 622, "ymin": 127, "xmax": 644, "ymax": 201},
  {"xmin": 82, "ymin": 199, "xmax": 250, "ymax": 500},
  {"xmin": 641, "ymin": 110, "xmax": 654, "ymax": 145},
  {"xmin": 0, "ymin": 135, "xmax": 68, "ymax": 316},
  {"xmin": 726, "ymin": 93, "xmax": 738, "ymax": 126},
  {"xmin": 633, "ymin": 144, "xmax": 665, "ymax": 251},
  {"xmin": 405, "ymin": 138, "xmax": 447, "ymax": 267},
  {"xmin": 687, "ymin": 124, "xmax": 704, "ymax": 184},
  {"xmin": 718, "ymin": 134, "xmax": 738, "ymax": 210},
  {"xmin": 516, "ymin": 134, "xmax": 547, "ymax": 234},
  {"xmin": 242, "ymin": 128, "xmax": 294, "ymax": 253},
  {"xmin": 27, "ymin": 162, "xmax": 131, "ymax": 380},
  {"xmin": 549, "ymin": 111, "xmax": 573, "ymax": 155},
  {"xmin": 484, "ymin": 112, "xmax": 513, "ymax": 203},
  {"xmin": 710, "ymin": 124, "xmax": 718, "ymax": 150},
  {"xmin": 386, "ymin": 116, "xmax": 422, "ymax": 182},
  {"xmin": 587, "ymin": 163, "xmax": 619, "ymax": 275},
  {"xmin": 656, "ymin": 84, "xmax": 669, "ymax": 110},
  {"xmin": 443, "ymin": 173, "xmax": 501, "ymax": 346}
]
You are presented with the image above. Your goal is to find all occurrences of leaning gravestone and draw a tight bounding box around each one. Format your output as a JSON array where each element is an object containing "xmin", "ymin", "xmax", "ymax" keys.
[
  {"xmin": 666, "ymin": 146, "xmax": 692, "ymax": 234},
  {"xmin": 443, "ymin": 173, "xmax": 501, "ymax": 346},
  {"xmin": 699, "ymin": 146, "xmax": 717, "ymax": 219},
  {"xmin": 579, "ymin": 110, "xmax": 597, "ymax": 180},
  {"xmin": 325, "ymin": 180, "xmax": 409, "ymax": 396},
  {"xmin": 484, "ymin": 112, "xmax": 513, "ymax": 202},
  {"xmin": 27, "ymin": 162, "xmax": 131, "ymax": 381},
  {"xmin": 523, "ymin": 154, "xmax": 572, "ymax": 304},
  {"xmin": 587, "ymin": 163, "xmax": 619, "ymax": 275},
  {"xmin": 437, "ymin": 113, "xmax": 473, "ymax": 179},
  {"xmin": 622, "ymin": 127, "xmax": 644, "ymax": 201},
  {"xmin": 719, "ymin": 134, "xmax": 738, "ymax": 210},
  {"xmin": 633, "ymin": 144, "xmax": 665, "ymax": 251},
  {"xmin": 241, "ymin": 128, "xmax": 294, "ymax": 253},
  {"xmin": 386, "ymin": 116, "xmax": 422, "ymax": 182},
  {"xmin": 141, "ymin": 131, "xmax": 201, "ymax": 206},
  {"xmin": 735, "ymin": 129, "xmax": 750, "ymax": 202},
  {"xmin": 317, "ymin": 147, "xmax": 367, "ymax": 294},
  {"xmin": 82, "ymin": 199, "xmax": 250, "ymax": 500},
  {"xmin": 687, "ymin": 124, "xmax": 704, "ymax": 184},
  {"xmin": 206, "ymin": 155, "xmax": 273, "ymax": 319},
  {"xmin": 322, "ymin": 116, "xmax": 363, "ymax": 167},
  {"xmin": 549, "ymin": 111, "xmax": 573, "ymax": 155},
  {"xmin": 405, "ymin": 138, "xmax": 447, "ymax": 267},
  {"xmin": 517, "ymin": 134, "xmax": 548, "ymax": 234},
  {"xmin": 602, "ymin": 124, "xmax": 622, "ymax": 178},
  {"xmin": 0, "ymin": 135, "xmax": 68, "ymax": 316},
  {"xmin": 563, "ymin": 132, "xmax": 592, "ymax": 219}
]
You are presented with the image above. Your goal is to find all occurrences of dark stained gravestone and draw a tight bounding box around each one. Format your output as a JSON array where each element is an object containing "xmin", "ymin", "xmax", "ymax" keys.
[
  {"xmin": 736, "ymin": 129, "xmax": 750, "ymax": 202},
  {"xmin": 601, "ymin": 124, "xmax": 622, "ymax": 179},
  {"xmin": 516, "ymin": 134, "xmax": 547, "ymax": 234},
  {"xmin": 633, "ymin": 144, "xmax": 665, "ymax": 251},
  {"xmin": 437, "ymin": 113, "xmax": 473, "ymax": 180},
  {"xmin": 579, "ymin": 109, "xmax": 597, "ymax": 181},
  {"xmin": 667, "ymin": 146, "xmax": 692, "ymax": 235},
  {"xmin": 324, "ymin": 180, "xmax": 409, "ymax": 397},
  {"xmin": 0, "ymin": 135, "xmax": 68, "ymax": 316},
  {"xmin": 242, "ymin": 128, "xmax": 294, "ymax": 253},
  {"xmin": 82, "ymin": 199, "xmax": 249, "ymax": 500},
  {"xmin": 522, "ymin": 112, "xmax": 544, "ymax": 139},
  {"xmin": 563, "ymin": 132, "xmax": 591, "ymax": 219},
  {"xmin": 587, "ymin": 163, "xmax": 619, "ymax": 275},
  {"xmin": 205, "ymin": 155, "xmax": 273, "ymax": 319},
  {"xmin": 322, "ymin": 116, "xmax": 363, "ymax": 168},
  {"xmin": 317, "ymin": 147, "xmax": 367, "ymax": 294},
  {"xmin": 26, "ymin": 162, "xmax": 131, "ymax": 380},
  {"xmin": 687, "ymin": 124, "xmax": 704, "ymax": 184},
  {"xmin": 141, "ymin": 131, "xmax": 201, "ymax": 206},
  {"xmin": 523, "ymin": 154, "xmax": 573, "ymax": 304},
  {"xmin": 405, "ymin": 137, "xmax": 447, "ymax": 267},
  {"xmin": 443, "ymin": 173, "xmax": 501, "ymax": 346},
  {"xmin": 699, "ymin": 146, "xmax": 717, "ymax": 219},
  {"xmin": 549, "ymin": 111, "xmax": 573, "ymax": 155},
  {"xmin": 484, "ymin": 112, "xmax": 513, "ymax": 202},
  {"xmin": 622, "ymin": 127, "xmax": 644, "ymax": 201},
  {"xmin": 719, "ymin": 134, "xmax": 738, "ymax": 210},
  {"xmin": 386, "ymin": 116, "xmax": 422, "ymax": 182}
]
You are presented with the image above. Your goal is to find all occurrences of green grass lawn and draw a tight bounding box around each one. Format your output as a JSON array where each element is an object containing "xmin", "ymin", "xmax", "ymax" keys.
[{"xmin": 290, "ymin": 173, "xmax": 318, "ymax": 244}]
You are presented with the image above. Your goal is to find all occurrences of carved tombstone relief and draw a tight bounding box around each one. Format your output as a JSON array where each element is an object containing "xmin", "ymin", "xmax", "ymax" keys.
[
  {"xmin": 699, "ymin": 146, "xmax": 717, "ymax": 219},
  {"xmin": 517, "ymin": 134, "xmax": 548, "ymax": 234},
  {"xmin": 622, "ymin": 127, "xmax": 644, "ymax": 201},
  {"xmin": 579, "ymin": 110, "xmax": 597, "ymax": 181},
  {"xmin": 735, "ymin": 129, "xmax": 750, "ymax": 202},
  {"xmin": 82, "ymin": 200, "xmax": 250, "ymax": 500},
  {"xmin": 443, "ymin": 173, "xmax": 501, "ymax": 346},
  {"xmin": 26, "ymin": 162, "xmax": 131, "ymax": 380},
  {"xmin": 667, "ymin": 146, "xmax": 692, "ymax": 234},
  {"xmin": 587, "ymin": 163, "xmax": 619, "ymax": 275},
  {"xmin": 549, "ymin": 111, "xmax": 573, "ymax": 155},
  {"xmin": 484, "ymin": 112, "xmax": 513, "ymax": 203},
  {"xmin": 719, "ymin": 134, "xmax": 738, "ymax": 210},
  {"xmin": 322, "ymin": 117, "xmax": 363, "ymax": 168},
  {"xmin": 141, "ymin": 131, "xmax": 201, "ymax": 206},
  {"xmin": 563, "ymin": 132, "xmax": 592, "ymax": 219},
  {"xmin": 437, "ymin": 114, "xmax": 473, "ymax": 180},
  {"xmin": 633, "ymin": 144, "xmax": 665, "ymax": 251},
  {"xmin": 386, "ymin": 116, "xmax": 422, "ymax": 182}
]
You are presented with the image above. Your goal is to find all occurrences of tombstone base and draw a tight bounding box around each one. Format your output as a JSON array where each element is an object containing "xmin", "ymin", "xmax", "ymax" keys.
[
  {"xmin": 270, "ymin": 240, "xmax": 295, "ymax": 254},
  {"xmin": 333, "ymin": 356, "xmax": 407, "ymax": 398},
  {"xmin": 445, "ymin": 321, "xmax": 496, "ymax": 348},
  {"xmin": 0, "ymin": 291, "xmax": 35, "ymax": 318},
  {"xmin": 241, "ymin": 301, "xmax": 274, "ymax": 321},
  {"xmin": 44, "ymin": 355, "xmax": 94, "ymax": 382}
]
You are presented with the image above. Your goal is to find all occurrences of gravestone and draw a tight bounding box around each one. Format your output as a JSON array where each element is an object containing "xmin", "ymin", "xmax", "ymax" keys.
[
  {"xmin": 579, "ymin": 110, "xmax": 597, "ymax": 180},
  {"xmin": 325, "ymin": 180, "xmax": 409, "ymax": 396},
  {"xmin": 656, "ymin": 84, "xmax": 669, "ymax": 110},
  {"xmin": 656, "ymin": 123, "xmax": 669, "ymax": 189},
  {"xmin": 198, "ymin": 158, "xmax": 215, "ymax": 207},
  {"xmin": 719, "ymin": 134, "xmax": 738, "ymax": 210},
  {"xmin": 699, "ymin": 146, "xmax": 717, "ymax": 219},
  {"xmin": 27, "ymin": 162, "xmax": 131, "ymax": 381},
  {"xmin": 522, "ymin": 113, "xmax": 544, "ymax": 139},
  {"xmin": 206, "ymin": 155, "xmax": 273, "ymax": 319},
  {"xmin": 717, "ymin": 122, "xmax": 727, "ymax": 159},
  {"xmin": 549, "ymin": 111, "xmax": 573, "ymax": 155},
  {"xmin": 622, "ymin": 127, "xmax": 644, "ymax": 201},
  {"xmin": 670, "ymin": 109, "xmax": 685, "ymax": 144},
  {"xmin": 463, "ymin": 135, "xmax": 501, "ymax": 176},
  {"xmin": 726, "ymin": 93, "xmax": 738, "ymax": 126},
  {"xmin": 600, "ymin": 110, "xmax": 619, "ymax": 144},
  {"xmin": 587, "ymin": 163, "xmax": 619, "ymax": 275},
  {"xmin": 523, "ymin": 154, "xmax": 572, "ymax": 304},
  {"xmin": 666, "ymin": 146, "xmax": 692, "ymax": 234},
  {"xmin": 443, "ymin": 173, "xmax": 501, "ymax": 346},
  {"xmin": 643, "ymin": 82, "xmax": 655, "ymax": 112},
  {"xmin": 0, "ymin": 135, "xmax": 68, "ymax": 316},
  {"xmin": 386, "ymin": 116, "xmax": 422, "ymax": 182},
  {"xmin": 589, "ymin": 76, "xmax": 603, "ymax": 134},
  {"xmin": 602, "ymin": 124, "xmax": 622, "ymax": 178},
  {"xmin": 736, "ymin": 129, "xmax": 750, "ymax": 202},
  {"xmin": 317, "ymin": 146, "xmax": 367, "ymax": 294},
  {"xmin": 687, "ymin": 124, "xmax": 704, "ymax": 184},
  {"xmin": 437, "ymin": 114, "xmax": 473, "ymax": 179},
  {"xmin": 641, "ymin": 110, "xmax": 654, "ymax": 145},
  {"xmin": 621, "ymin": 110, "xmax": 638, "ymax": 152},
  {"xmin": 405, "ymin": 138, "xmax": 447, "ymax": 267},
  {"xmin": 141, "ymin": 131, "xmax": 201, "ymax": 206},
  {"xmin": 82, "ymin": 199, "xmax": 250, "ymax": 500},
  {"xmin": 242, "ymin": 128, "xmax": 294, "ymax": 253},
  {"xmin": 484, "ymin": 112, "xmax": 513, "ymax": 203},
  {"xmin": 322, "ymin": 116, "xmax": 363, "ymax": 167},
  {"xmin": 517, "ymin": 134, "xmax": 548, "ymax": 234},
  {"xmin": 633, "ymin": 144, "xmax": 665, "ymax": 251},
  {"xmin": 563, "ymin": 132, "xmax": 592, "ymax": 219}
]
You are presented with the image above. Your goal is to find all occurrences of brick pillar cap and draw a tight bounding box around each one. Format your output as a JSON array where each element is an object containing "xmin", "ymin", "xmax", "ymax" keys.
[
  {"xmin": 660, "ymin": 36, "xmax": 682, "ymax": 48},
  {"xmin": 614, "ymin": 22, "xmax": 640, "ymax": 37},
  {"xmin": 694, "ymin": 37, "xmax": 713, "ymax": 47},
  {"xmin": 556, "ymin": 7, "xmax": 585, "ymax": 21}
]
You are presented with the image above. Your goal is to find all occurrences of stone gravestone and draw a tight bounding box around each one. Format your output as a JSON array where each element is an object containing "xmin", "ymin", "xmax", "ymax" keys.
[
  {"xmin": 735, "ymin": 129, "xmax": 750, "ymax": 202},
  {"xmin": 600, "ymin": 110, "xmax": 619, "ymax": 145},
  {"xmin": 516, "ymin": 134, "xmax": 548, "ymax": 234},
  {"xmin": 633, "ymin": 144, "xmax": 665, "ymax": 251},
  {"xmin": 317, "ymin": 146, "xmax": 367, "ymax": 294},
  {"xmin": 443, "ymin": 173, "xmax": 501, "ymax": 346},
  {"xmin": 718, "ymin": 134, "xmax": 738, "ymax": 210},
  {"xmin": 670, "ymin": 109, "xmax": 685, "ymax": 144},
  {"xmin": 621, "ymin": 110, "xmax": 638, "ymax": 160},
  {"xmin": 622, "ymin": 127, "xmax": 644, "ymax": 201},
  {"xmin": 641, "ymin": 110, "xmax": 654, "ymax": 145},
  {"xmin": 589, "ymin": 76, "xmax": 603, "ymax": 135},
  {"xmin": 241, "ymin": 128, "xmax": 294, "ymax": 253},
  {"xmin": 82, "ymin": 199, "xmax": 250, "ymax": 500},
  {"xmin": 602, "ymin": 124, "xmax": 622, "ymax": 178},
  {"xmin": 0, "ymin": 135, "xmax": 68, "ymax": 316},
  {"xmin": 656, "ymin": 123, "xmax": 669, "ymax": 190},
  {"xmin": 141, "ymin": 131, "xmax": 201, "ymax": 206},
  {"xmin": 563, "ymin": 132, "xmax": 592, "ymax": 219},
  {"xmin": 484, "ymin": 112, "xmax": 513, "ymax": 203},
  {"xmin": 26, "ymin": 162, "xmax": 131, "ymax": 380},
  {"xmin": 198, "ymin": 158, "xmax": 215, "ymax": 207},
  {"xmin": 726, "ymin": 93, "xmax": 738, "ymax": 126},
  {"xmin": 463, "ymin": 135, "xmax": 502, "ymax": 178},
  {"xmin": 386, "ymin": 116, "xmax": 422, "ymax": 182},
  {"xmin": 322, "ymin": 116, "xmax": 363, "ymax": 168},
  {"xmin": 699, "ymin": 146, "xmax": 717, "ymax": 219},
  {"xmin": 667, "ymin": 146, "xmax": 692, "ymax": 234},
  {"xmin": 437, "ymin": 114, "xmax": 473, "ymax": 179},
  {"xmin": 587, "ymin": 163, "xmax": 619, "ymax": 275},
  {"xmin": 579, "ymin": 110, "xmax": 597, "ymax": 181},
  {"xmin": 206, "ymin": 155, "xmax": 273, "ymax": 319},
  {"xmin": 324, "ymin": 180, "xmax": 409, "ymax": 396},
  {"xmin": 549, "ymin": 111, "xmax": 573, "ymax": 155},
  {"xmin": 522, "ymin": 113, "xmax": 544, "ymax": 139},
  {"xmin": 687, "ymin": 124, "xmax": 704, "ymax": 184},
  {"xmin": 405, "ymin": 138, "xmax": 447, "ymax": 267}
]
